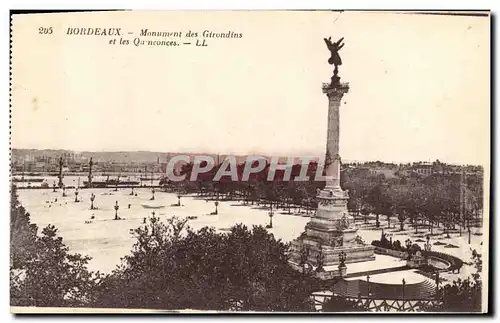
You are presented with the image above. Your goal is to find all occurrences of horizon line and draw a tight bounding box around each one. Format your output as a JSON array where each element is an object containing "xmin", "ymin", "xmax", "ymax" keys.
[{"xmin": 10, "ymin": 147, "xmax": 483, "ymax": 167}]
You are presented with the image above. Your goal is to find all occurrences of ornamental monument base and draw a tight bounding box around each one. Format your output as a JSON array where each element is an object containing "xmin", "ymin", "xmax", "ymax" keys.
[{"xmin": 288, "ymin": 187, "xmax": 375, "ymax": 280}]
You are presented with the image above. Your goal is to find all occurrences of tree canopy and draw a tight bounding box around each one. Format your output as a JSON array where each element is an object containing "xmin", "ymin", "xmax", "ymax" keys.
[{"xmin": 93, "ymin": 216, "xmax": 320, "ymax": 311}]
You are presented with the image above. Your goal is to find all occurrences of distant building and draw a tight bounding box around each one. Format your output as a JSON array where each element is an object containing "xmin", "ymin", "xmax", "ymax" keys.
[
  {"xmin": 412, "ymin": 162, "xmax": 433, "ymax": 176},
  {"xmin": 369, "ymin": 167, "xmax": 397, "ymax": 179},
  {"xmin": 35, "ymin": 162, "xmax": 45, "ymax": 170}
]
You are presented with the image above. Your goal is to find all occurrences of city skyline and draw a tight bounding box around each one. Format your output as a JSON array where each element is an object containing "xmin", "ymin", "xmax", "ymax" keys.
[
  {"xmin": 11, "ymin": 147, "xmax": 483, "ymax": 167},
  {"xmin": 11, "ymin": 11, "xmax": 490, "ymax": 166}
]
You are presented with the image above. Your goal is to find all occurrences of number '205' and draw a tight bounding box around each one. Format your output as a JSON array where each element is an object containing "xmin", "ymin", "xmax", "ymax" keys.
[{"xmin": 39, "ymin": 27, "xmax": 53, "ymax": 34}]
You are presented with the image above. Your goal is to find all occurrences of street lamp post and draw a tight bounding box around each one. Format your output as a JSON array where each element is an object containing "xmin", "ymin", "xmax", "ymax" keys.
[
  {"xmin": 339, "ymin": 251, "xmax": 347, "ymax": 267},
  {"xmin": 468, "ymin": 226, "xmax": 471, "ymax": 245},
  {"xmin": 402, "ymin": 278, "xmax": 406, "ymax": 299},
  {"xmin": 338, "ymin": 250, "xmax": 347, "ymax": 278},
  {"xmin": 114, "ymin": 201, "xmax": 119, "ymax": 220},
  {"xmin": 405, "ymin": 239, "xmax": 412, "ymax": 261},
  {"xmin": 268, "ymin": 203, "xmax": 274, "ymax": 228},
  {"xmin": 424, "ymin": 234, "xmax": 432, "ymax": 259},
  {"xmin": 367, "ymin": 275, "xmax": 371, "ymax": 297},
  {"xmin": 435, "ymin": 271, "xmax": 440, "ymax": 298},
  {"xmin": 151, "ymin": 211, "xmax": 157, "ymax": 235}
]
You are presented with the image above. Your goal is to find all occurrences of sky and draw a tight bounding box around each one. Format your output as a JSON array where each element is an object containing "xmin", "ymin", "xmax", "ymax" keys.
[{"xmin": 11, "ymin": 11, "xmax": 490, "ymax": 165}]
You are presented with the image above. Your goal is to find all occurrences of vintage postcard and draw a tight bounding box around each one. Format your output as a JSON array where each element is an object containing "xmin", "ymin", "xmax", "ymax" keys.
[{"xmin": 9, "ymin": 10, "xmax": 490, "ymax": 313}]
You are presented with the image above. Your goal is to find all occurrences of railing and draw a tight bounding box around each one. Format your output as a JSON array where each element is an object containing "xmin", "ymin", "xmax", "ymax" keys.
[
  {"xmin": 330, "ymin": 278, "xmax": 436, "ymax": 300},
  {"xmin": 311, "ymin": 293, "xmax": 440, "ymax": 312},
  {"xmin": 426, "ymin": 251, "xmax": 463, "ymax": 273},
  {"xmin": 373, "ymin": 247, "xmax": 464, "ymax": 274},
  {"xmin": 374, "ymin": 246, "xmax": 406, "ymax": 258}
]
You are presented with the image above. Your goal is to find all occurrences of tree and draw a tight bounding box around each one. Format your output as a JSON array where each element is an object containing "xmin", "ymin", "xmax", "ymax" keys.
[
  {"xmin": 391, "ymin": 185, "xmax": 412, "ymax": 231},
  {"xmin": 10, "ymin": 186, "xmax": 100, "ymax": 307},
  {"xmin": 411, "ymin": 184, "xmax": 427, "ymax": 234},
  {"xmin": 11, "ymin": 225, "xmax": 100, "ymax": 307},
  {"xmin": 94, "ymin": 217, "xmax": 320, "ymax": 311},
  {"xmin": 10, "ymin": 185, "xmax": 37, "ymax": 270},
  {"xmin": 366, "ymin": 183, "xmax": 389, "ymax": 228},
  {"xmin": 342, "ymin": 168, "xmax": 371, "ymax": 222}
]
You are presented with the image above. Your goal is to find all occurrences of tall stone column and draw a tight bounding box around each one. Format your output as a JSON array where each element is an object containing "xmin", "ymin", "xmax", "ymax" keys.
[
  {"xmin": 323, "ymin": 84, "xmax": 349, "ymax": 190},
  {"xmin": 309, "ymin": 82, "xmax": 351, "ymax": 231},
  {"xmin": 58, "ymin": 157, "xmax": 64, "ymax": 188},
  {"xmin": 88, "ymin": 157, "xmax": 93, "ymax": 188}
]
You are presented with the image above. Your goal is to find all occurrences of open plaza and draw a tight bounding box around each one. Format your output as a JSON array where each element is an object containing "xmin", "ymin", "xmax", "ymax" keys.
[{"xmin": 17, "ymin": 180, "xmax": 483, "ymax": 287}]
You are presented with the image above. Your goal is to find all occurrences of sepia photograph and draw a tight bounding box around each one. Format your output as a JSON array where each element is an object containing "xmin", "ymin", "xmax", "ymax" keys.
[{"xmin": 9, "ymin": 10, "xmax": 490, "ymax": 313}]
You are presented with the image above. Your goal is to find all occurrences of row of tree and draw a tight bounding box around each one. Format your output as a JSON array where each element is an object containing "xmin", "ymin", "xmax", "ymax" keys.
[
  {"xmin": 343, "ymin": 166, "xmax": 483, "ymax": 234},
  {"xmin": 160, "ymin": 160, "xmax": 483, "ymax": 235}
]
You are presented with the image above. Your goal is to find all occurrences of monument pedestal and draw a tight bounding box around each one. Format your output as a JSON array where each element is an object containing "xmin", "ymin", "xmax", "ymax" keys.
[{"xmin": 289, "ymin": 186, "xmax": 375, "ymax": 278}]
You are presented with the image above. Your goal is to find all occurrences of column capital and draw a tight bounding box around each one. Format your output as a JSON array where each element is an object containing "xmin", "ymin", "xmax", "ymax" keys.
[{"xmin": 322, "ymin": 82, "xmax": 350, "ymax": 97}]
